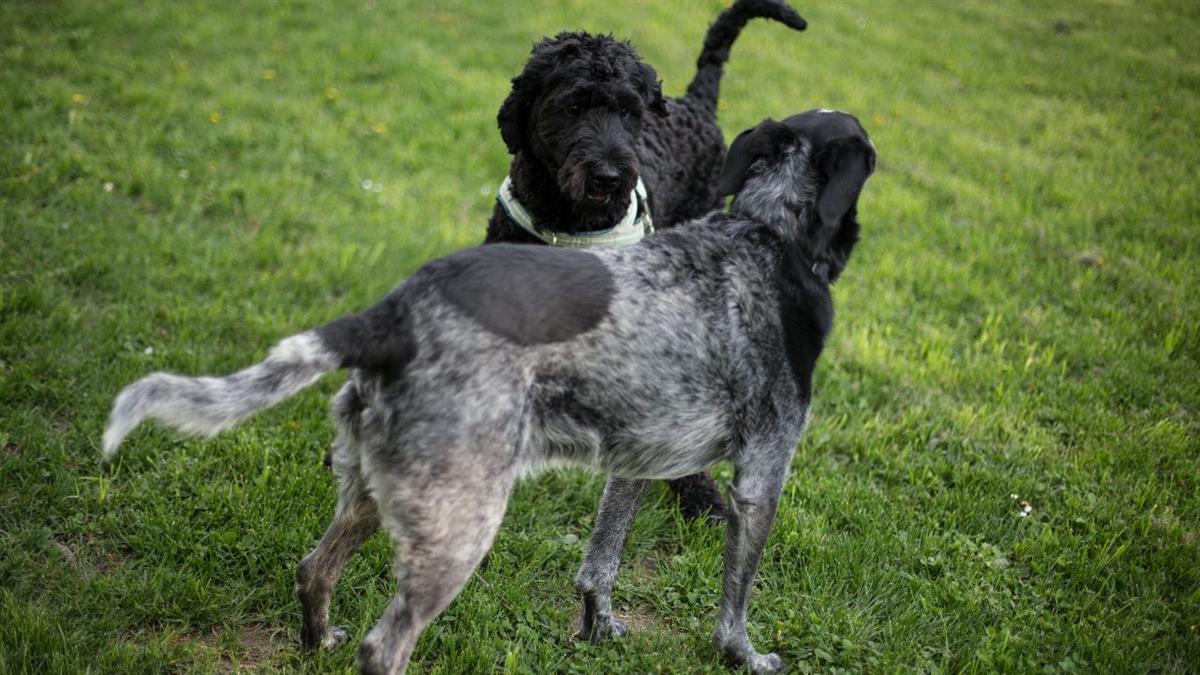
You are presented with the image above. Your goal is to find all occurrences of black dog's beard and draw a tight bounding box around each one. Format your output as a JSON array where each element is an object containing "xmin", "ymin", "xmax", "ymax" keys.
[{"xmin": 558, "ymin": 153, "xmax": 639, "ymax": 231}]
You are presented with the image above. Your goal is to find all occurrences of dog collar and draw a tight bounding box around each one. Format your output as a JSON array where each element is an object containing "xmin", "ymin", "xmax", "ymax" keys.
[{"xmin": 497, "ymin": 176, "xmax": 654, "ymax": 248}]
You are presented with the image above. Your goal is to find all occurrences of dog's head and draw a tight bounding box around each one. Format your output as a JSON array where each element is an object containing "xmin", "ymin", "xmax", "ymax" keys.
[
  {"xmin": 719, "ymin": 110, "xmax": 876, "ymax": 281},
  {"xmin": 498, "ymin": 32, "xmax": 669, "ymax": 229}
]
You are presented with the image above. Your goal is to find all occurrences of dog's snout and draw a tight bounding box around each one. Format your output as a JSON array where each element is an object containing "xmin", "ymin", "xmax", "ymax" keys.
[{"xmin": 589, "ymin": 168, "xmax": 621, "ymax": 194}]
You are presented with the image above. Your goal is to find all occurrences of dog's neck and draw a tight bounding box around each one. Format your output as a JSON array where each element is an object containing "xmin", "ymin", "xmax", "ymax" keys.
[
  {"xmin": 730, "ymin": 155, "xmax": 856, "ymax": 285},
  {"xmin": 506, "ymin": 153, "xmax": 630, "ymax": 234},
  {"xmin": 499, "ymin": 176, "xmax": 649, "ymax": 248}
]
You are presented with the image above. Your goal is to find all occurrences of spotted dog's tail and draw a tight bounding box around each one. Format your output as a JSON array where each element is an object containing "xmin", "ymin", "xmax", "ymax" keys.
[
  {"xmin": 685, "ymin": 0, "xmax": 807, "ymax": 114},
  {"xmin": 102, "ymin": 297, "xmax": 412, "ymax": 459}
]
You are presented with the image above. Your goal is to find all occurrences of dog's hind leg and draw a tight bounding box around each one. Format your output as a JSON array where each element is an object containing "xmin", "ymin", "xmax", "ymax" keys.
[
  {"xmin": 296, "ymin": 382, "xmax": 380, "ymax": 651},
  {"xmin": 711, "ymin": 437, "xmax": 796, "ymax": 674},
  {"xmin": 296, "ymin": 477, "xmax": 379, "ymax": 650},
  {"xmin": 575, "ymin": 477, "xmax": 648, "ymax": 642},
  {"xmin": 356, "ymin": 454, "xmax": 517, "ymax": 674},
  {"xmin": 296, "ymin": 400, "xmax": 380, "ymax": 651}
]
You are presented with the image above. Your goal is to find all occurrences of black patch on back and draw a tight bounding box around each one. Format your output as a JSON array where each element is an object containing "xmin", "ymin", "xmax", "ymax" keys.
[{"xmin": 431, "ymin": 244, "xmax": 614, "ymax": 345}]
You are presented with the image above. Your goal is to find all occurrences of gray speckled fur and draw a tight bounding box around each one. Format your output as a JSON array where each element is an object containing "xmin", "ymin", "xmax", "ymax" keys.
[
  {"xmin": 327, "ymin": 223, "xmax": 811, "ymax": 675},
  {"xmin": 103, "ymin": 111, "xmax": 875, "ymax": 675}
]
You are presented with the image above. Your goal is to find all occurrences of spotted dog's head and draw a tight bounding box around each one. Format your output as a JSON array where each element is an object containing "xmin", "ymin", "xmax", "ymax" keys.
[
  {"xmin": 719, "ymin": 110, "xmax": 876, "ymax": 282},
  {"xmin": 498, "ymin": 32, "xmax": 669, "ymax": 231}
]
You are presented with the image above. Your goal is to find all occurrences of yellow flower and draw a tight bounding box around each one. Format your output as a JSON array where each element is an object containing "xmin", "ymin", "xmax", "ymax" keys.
[
  {"xmin": 262, "ymin": 68, "xmax": 276, "ymax": 81},
  {"xmin": 325, "ymin": 87, "xmax": 339, "ymax": 100},
  {"xmin": 209, "ymin": 111, "xmax": 221, "ymax": 124},
  {"xmin": 71, "ymin": 93, "xmax": 86, "ymax": 104},
  {"xmin": 372, "ymin": 122, "xmax": 387, "ymax": 134}
]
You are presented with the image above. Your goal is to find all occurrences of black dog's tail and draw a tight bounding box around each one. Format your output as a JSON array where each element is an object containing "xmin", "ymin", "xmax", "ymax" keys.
[
  {"xmin": 685, "ymin": 0, "xmax": 807, "ymax": 114},
  {"xmin": 102, "ymin": 298, "xmax": 412, "ymax": 459}
]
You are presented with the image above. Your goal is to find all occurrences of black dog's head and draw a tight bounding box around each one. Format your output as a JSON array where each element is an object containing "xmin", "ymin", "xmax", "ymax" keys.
[
  {"xmin": 719, "ymin": 110, "xmax": 876, "ymax": 281},
  {"xmin": 498, "ymin": 32, "xmax": 669, "ymax": 229}
]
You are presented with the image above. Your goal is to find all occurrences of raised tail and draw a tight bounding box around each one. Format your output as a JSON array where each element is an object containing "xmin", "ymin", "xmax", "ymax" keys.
[
  {"xmin": 684, "ymin": 0, "xmax": 807, "ymax": 113},
  {"xmin": 102, "ymin": 295, "xmax": 412, "ymax": 459}
]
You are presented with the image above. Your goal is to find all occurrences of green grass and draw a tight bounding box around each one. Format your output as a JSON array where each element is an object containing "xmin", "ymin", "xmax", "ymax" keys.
[{"xmin": 3, "ymin": 0, "xmax": 1198, "ymax": 672}]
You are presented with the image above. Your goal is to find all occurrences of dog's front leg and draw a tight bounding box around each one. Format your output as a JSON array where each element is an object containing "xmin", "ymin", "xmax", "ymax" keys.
[
  {"xmin": 712, "ymin": 454, "xmax": 790, "ymax": 674},
  {"xmin": 575, "ymin": 477, "xmax": 648, "ymax": 642}
]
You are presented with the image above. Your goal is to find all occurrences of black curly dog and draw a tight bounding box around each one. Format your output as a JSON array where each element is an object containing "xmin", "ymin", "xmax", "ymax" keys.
[{"xmin": 485, "ymin": 0, "xmax": 807, "ymax": 521}]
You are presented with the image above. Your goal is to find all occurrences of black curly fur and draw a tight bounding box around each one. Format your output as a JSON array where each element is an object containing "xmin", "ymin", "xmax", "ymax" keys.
[
  {"xmin": 686, "ymin": 0, "xmax": 807, "ymax": 112},
  {"xmin": 667, "ymin": 473, "xmax": 729, "ymax": 522},
  {"xmin": 483, "ymin": 0, "xmax": 807, "ymax": 520}
]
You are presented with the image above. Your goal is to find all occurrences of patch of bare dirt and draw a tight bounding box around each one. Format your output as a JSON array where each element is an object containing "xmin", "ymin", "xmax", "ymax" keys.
[
  {"xmin": 571, "ymin": 601, "xmax": 669, "ymax": 638},
  {"xmin": 171, "ymin": 623, "xmax": 286, "ymax": 673},
  {"xmin": 225, "ymin": 623, "xmax": 283, "ymax": 672}
]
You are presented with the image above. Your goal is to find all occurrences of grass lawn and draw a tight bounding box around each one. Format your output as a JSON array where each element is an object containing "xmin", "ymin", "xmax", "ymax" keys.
[{"xmin": 2, "ymin": 0, "xmax": 1198, "ymax": 672}]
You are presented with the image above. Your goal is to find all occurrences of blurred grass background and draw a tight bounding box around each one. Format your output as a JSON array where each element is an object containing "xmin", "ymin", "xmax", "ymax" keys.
[{"xmin": 1, "ymin": 0, "xmax": 1197, "ymax": 672}]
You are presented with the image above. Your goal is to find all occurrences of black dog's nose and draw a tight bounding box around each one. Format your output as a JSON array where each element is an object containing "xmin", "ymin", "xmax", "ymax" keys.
[{"xmin": 589, "ymin": 169, "xmax": 621, "ymax": 194}]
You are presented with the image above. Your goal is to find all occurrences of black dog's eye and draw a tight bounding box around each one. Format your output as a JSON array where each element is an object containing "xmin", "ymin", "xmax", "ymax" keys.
[
  {"xmin": 619, "ymin": 106, "xmax": 631, "ymax": 119},
  {"xmin": 567, "ymin": 104, "xmax": 582, "ymax": 116}
]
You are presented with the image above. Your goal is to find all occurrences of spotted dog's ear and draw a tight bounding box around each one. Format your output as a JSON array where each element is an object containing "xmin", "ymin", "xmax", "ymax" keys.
[
  {"xmin": 814, "ymin": 136, "xmax": 875, "ymax": 231},
  {"xmin": 717, "ymin": 118, "xmax": 794, "ymax": 197},
  {"xmin": 498, "ymin": 72, "xmax": 536, "ymax": 155},
  {"xmin": 636, "ymin": 62, "xmax": 670, "ymax": 118}
]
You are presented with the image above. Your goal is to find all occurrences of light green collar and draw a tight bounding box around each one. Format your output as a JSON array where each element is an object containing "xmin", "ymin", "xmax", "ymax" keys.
[{"xmin": 497, "ymin": 175, "xmax": 653, "ymax": 248}]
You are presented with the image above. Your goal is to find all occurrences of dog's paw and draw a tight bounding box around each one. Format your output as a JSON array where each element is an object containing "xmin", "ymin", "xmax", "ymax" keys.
[
  {"xmin": 704, "ymin": 503, "xmax": 729, "ymax": 523},
  {"xmin": 713, "ymin": 631, "xmax": 784, "ymax": 674},
  {"xmin": 747, "ymin": 651, "xmax": 784, "ymax": 674},
  {"xmin": 320, "ymin": 625, "xmax": 350, "ymax": 650},
  {"xmin": 669, "ymin": 473, "xmax": 728, "ymax": 523},
  {"xmin": 579, "ymin": 615, "xmax": 628, "ymax": 643}
]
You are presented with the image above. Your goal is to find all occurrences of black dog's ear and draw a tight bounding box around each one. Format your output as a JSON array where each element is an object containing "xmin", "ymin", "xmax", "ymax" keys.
[
  {"xmin": 498, "ymin": 73, "xmax": 534, "ymax": 155},
  {"xmin": 500, "ymin": 35, "xmax": 580, "ymax": 154},
  {"xmin": 815, "ymin": 136, "xmax": 876, "ymax": 231},
  {"xmin": 717, "ymin": 119, "xmax": 794, "ymax": 197},
  {"xmin": 636, "ymin": 62, "xmax": 669, "ymax": 118}
]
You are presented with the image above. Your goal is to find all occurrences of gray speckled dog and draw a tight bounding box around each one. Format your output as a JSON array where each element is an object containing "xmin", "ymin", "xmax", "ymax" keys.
[{"xmin": 103, "ymin": 110, "xmax": 875, "ymax": 674}]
